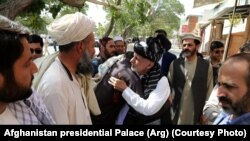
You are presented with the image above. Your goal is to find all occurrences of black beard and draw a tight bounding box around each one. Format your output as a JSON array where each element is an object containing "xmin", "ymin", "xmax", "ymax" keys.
[
  {"xmin": 0, "ymin": 71, "xmax": 33, "ymax": 103},
  {"xmin": 104, "ymin": 49, "xmax": 118, "ymax": 59},
  {"xmin": 77, "ymin": 50, "xmax": 93, "ymax": 75}
]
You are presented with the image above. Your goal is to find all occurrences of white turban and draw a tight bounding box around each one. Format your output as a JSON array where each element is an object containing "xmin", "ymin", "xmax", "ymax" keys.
[{"xmin": 47, "ymin": 12, "xmax": 95, "ymax": 45}]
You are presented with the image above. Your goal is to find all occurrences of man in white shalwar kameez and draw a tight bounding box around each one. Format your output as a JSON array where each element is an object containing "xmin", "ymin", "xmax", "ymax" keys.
[{"xmin": 36, "ymin": 12, "xmax": 98, "ymax": 124}]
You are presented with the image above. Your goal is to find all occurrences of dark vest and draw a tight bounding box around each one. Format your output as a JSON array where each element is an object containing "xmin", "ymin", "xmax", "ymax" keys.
[
  {"xmin": 161, "ymin": 52, "xmax": 177, "ymax": 76},
  {"xmin": 92, "ymin": 57, "xmax": 171, "ymax": 124},
  {"xmin": 172, "ymin": 57, "xmax": 209, "ymax": 124},
  {"xmin": 123, "ymin": 64, "xmax": 171, "ymax": 125},
  {"xmin": 91, "ymin": 58, "xmax": 143, "ymax": 124}
]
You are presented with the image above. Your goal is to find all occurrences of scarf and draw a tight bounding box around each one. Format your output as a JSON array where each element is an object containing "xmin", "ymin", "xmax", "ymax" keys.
[{"xmin": 141, "ymin": 63, "xmax": 162, "ymax": 98}]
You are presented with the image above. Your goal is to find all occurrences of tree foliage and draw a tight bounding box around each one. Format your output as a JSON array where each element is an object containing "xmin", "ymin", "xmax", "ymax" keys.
[
  {"xmin": 96, "ymin": 0, "xmax": 149, "ymax": 38},
  {"xmin": 98, "ymin": 0, "xmax": 184, "ymax": 39},
  {"xmin": 16, "ymin": 0, "xmax": 46, "ymax": 33},
  {"xmin": 0, "ymin": 0, "xmax": 184, "ymax": 40},
  {"xmin": 15, "ymin": 0, "xmax": 88, "ymax": 34}
]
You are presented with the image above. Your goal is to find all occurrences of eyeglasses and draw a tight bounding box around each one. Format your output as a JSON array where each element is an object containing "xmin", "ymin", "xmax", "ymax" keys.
[
  {"xmin": 30, "ymin": 48, "xmax": 42, "ymax": 54},
  {"xmin": 182, "ymin": 43, "xmax": 193, "ymax": 47},
  {"xmin": 214, "ymin": 50, "xmax": 224, "ymax": 54}
]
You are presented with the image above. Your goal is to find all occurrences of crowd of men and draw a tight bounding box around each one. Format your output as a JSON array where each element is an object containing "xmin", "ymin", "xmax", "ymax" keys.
[{"xmin": 1, "ymin": 12, "xmax": 250, "ymax": 125}]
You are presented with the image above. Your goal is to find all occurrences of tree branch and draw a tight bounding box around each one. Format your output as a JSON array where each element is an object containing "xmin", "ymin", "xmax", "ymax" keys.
[
  {"xmin": 59, "ymin": 0, "xmax": 84, "ymax": 9},
  {"xmin": 86, "ymin": 0, "xmax": 120, "ymax": 9},
  {"xmin": 0, "ymin": 0, "xmax": 33, "ymax": 20},
  {"xmin": 59, "ymin": 0, "xmax": 121, "ymax": 9}
]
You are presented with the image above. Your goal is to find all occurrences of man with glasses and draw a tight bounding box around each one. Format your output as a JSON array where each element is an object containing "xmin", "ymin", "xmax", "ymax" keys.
[
  {"xmin": 28, "ymin": 34, "xmax": 44, "ymax": 60},
  {"xmin": 206, "ymin": 41, "xmax": 224, "ymax": 86},
  {"xmin": 203, "ymin": 41, "xmax": 250, "ymax": 125},
  {"xmin": 168, "ymin": 33, "xmax": 213, "ymax": 124}
]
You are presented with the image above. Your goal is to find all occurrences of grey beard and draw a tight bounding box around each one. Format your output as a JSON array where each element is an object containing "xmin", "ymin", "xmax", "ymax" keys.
[
  {"xmin": 77, "ymin": 50, "xmax": 93, "ymax": 75},
  {"xmin": 181, "ymin": 50, "xmax": 191, "ymax": 58}
]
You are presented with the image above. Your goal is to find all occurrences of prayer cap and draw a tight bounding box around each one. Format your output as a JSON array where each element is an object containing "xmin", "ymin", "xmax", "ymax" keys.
[{"xmin": 114, "ymin": 36, "xmax": 124, "ymax": 42}]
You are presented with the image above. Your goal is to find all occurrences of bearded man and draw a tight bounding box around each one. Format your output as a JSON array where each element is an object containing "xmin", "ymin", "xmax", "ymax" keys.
[
  {"xmin": 168, "ymin": 33, "xmax": 213, "ymax": 125},
  {"xmin": 36, "ymin": 12, "xmax": 100, "ymax": 124},
  {"xmin": 0, "ymin": 15, "xmax": 55, "ymax": 124},
  {"xmin": 213, "ymin": 53, "xmax": 250, "ymax": 125}
]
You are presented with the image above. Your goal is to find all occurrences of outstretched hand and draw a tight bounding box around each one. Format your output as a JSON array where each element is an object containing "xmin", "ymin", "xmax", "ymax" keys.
[{"xmin": 108, "ymin": 76, "xmax": 128, "ymax": 92}]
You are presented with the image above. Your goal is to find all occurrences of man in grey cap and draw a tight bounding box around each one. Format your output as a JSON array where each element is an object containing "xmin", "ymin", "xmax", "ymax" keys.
[
  {"xmin": 168, "ymin": 33, "xmax": 213, "ymax": 125},
  {"xmin": 36, "ymin": 12, "xmax": 99, "ymax": 124}
]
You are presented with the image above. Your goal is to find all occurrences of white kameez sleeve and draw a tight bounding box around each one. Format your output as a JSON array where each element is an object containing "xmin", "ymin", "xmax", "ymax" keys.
[{"xmin": 122, "ymin": 77, "xmax": 170, "ymax": 116}]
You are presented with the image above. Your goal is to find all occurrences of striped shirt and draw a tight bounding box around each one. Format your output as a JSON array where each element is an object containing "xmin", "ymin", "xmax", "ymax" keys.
[{"xmin": 8, "ymin": 91, "xmax": 55, "ymax": 125}]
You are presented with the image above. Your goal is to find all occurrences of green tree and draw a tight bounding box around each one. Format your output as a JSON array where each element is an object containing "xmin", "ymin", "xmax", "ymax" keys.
[
  {"xmin": 103, "ymin": 0, "xmax": 184, "ymax": 39},
  {"xmin": 0, "ymin": 0, "xmax": 184, "ymax": 39},
  {"xmin": 14, "ymin": 0, "xmax": 88, "ymax": 34},
  {"xmin": 15, "ymin": 0, "xmax": 47, "ymax": 34},
  {"xmin": 99, "ymin": 0, "xmax": 150, "ymax": 38},
  {"xmin": 0, "ymin": 0, "xmax": 99, "ymax": 33},
  {"xmin": 140, "ymin": 0, "xmax": 185, "ymax": 38}
]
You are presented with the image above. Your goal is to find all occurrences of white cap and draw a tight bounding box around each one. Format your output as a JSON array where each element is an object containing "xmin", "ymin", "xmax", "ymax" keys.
[{"xmin": 114, "ymin": 36, "xmax": 124, "ymax": 42}]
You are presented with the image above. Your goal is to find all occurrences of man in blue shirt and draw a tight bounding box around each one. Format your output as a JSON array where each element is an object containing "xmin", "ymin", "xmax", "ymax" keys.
[{"xmin": 214, "ymin": 53, "xmax": 250, "ymax": 125}]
